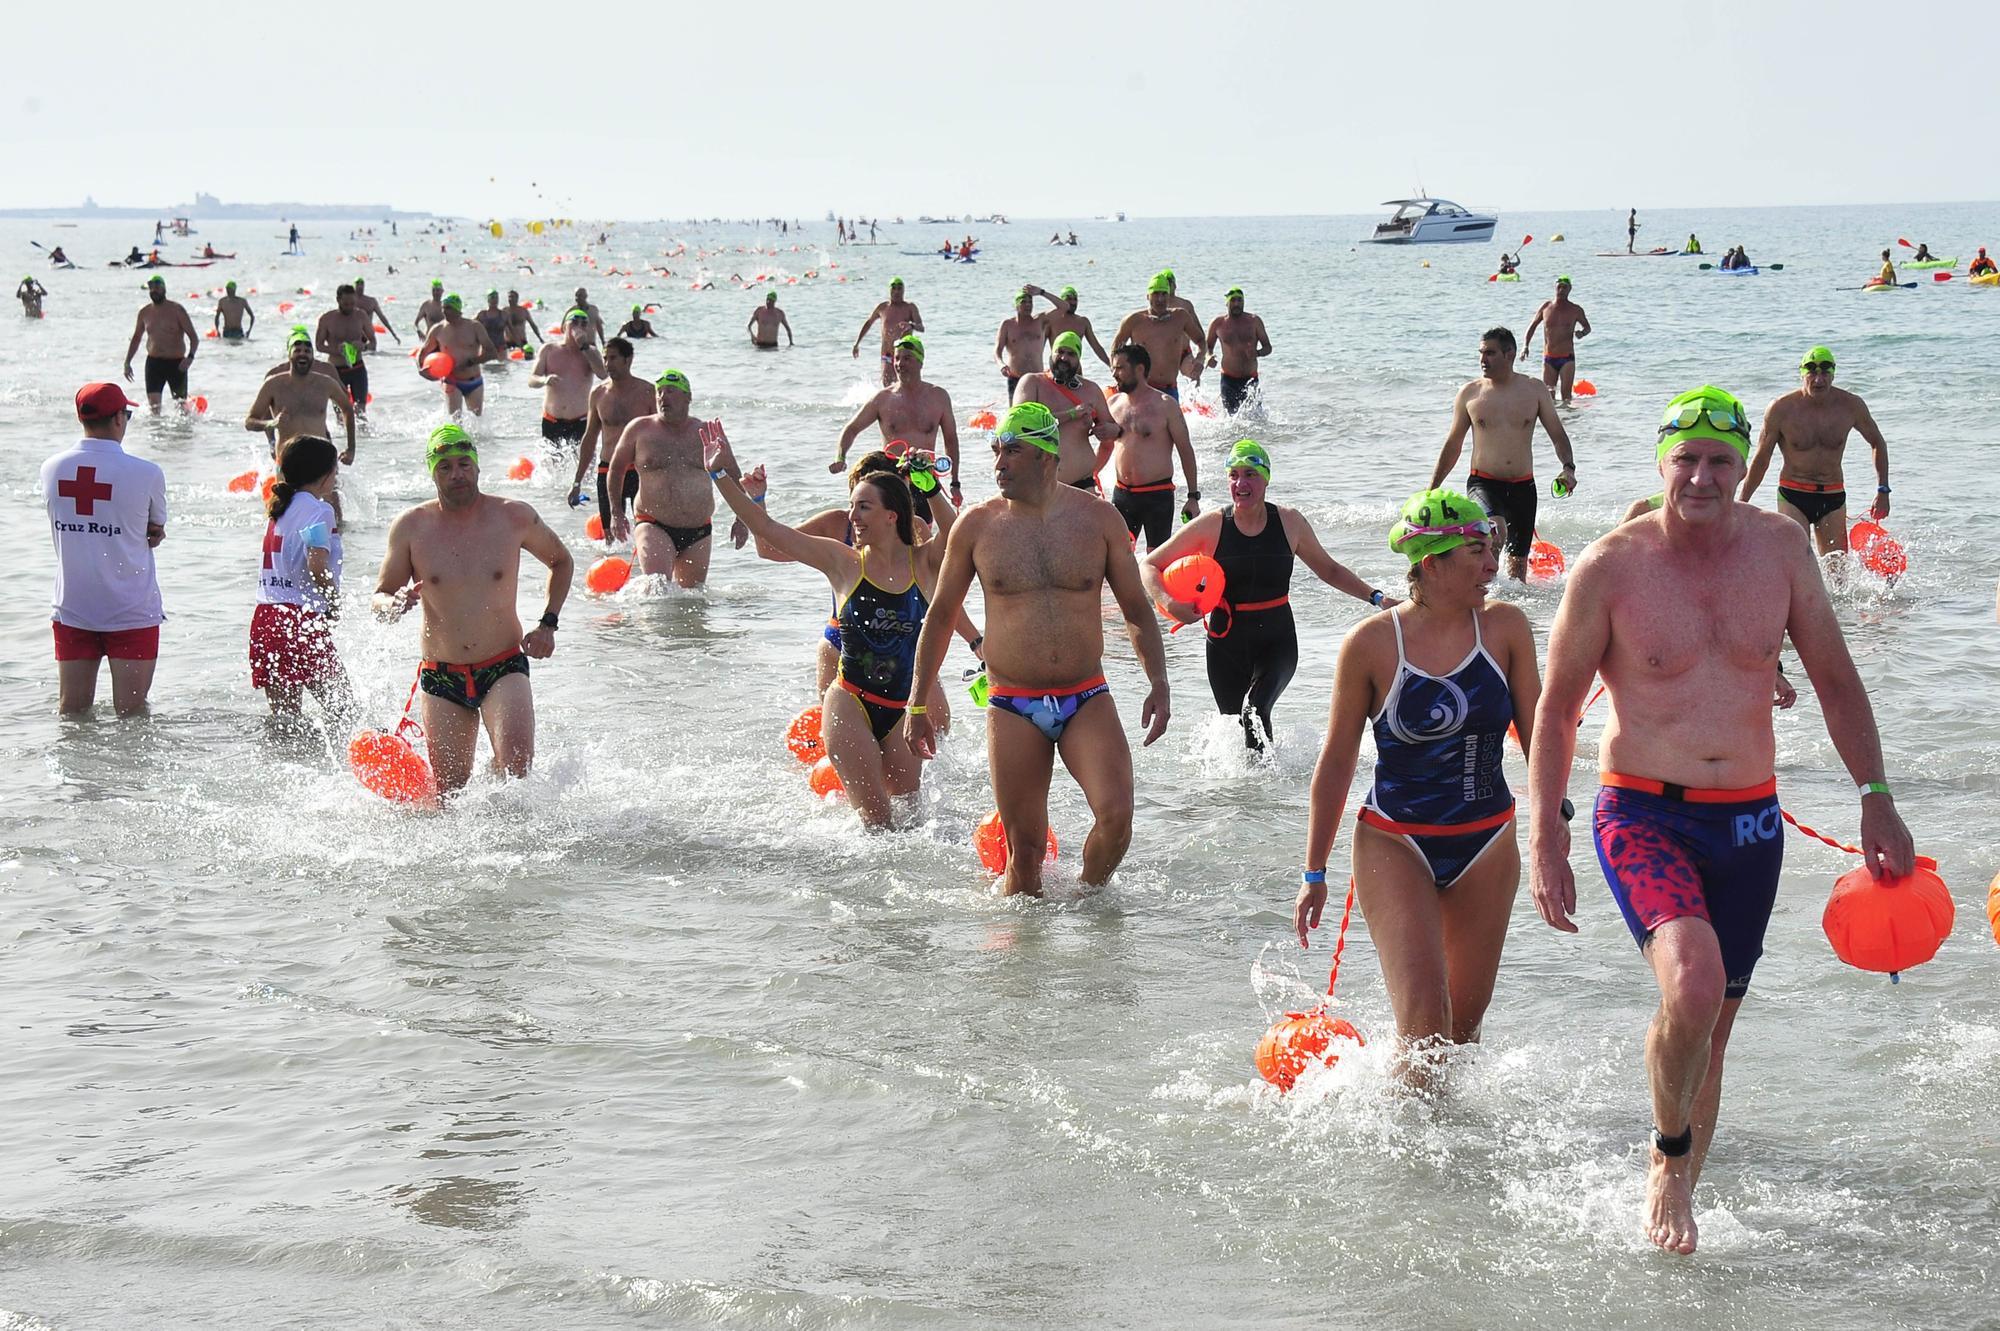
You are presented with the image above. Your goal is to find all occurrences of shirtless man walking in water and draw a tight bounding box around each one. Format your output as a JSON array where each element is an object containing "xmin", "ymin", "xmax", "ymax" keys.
[
  {"xmin": 1738, "ymin": 345, "xmax": 1891, "ymax": 560},
  {"xmin": 568, "ymin": 336, "xmax": 656, "ymax": 526},
  {"xmin": 1429, "ymin": 326, "xmax": 1578, "ymax": 581},
  {"xmin": 1012, "ymin": 331, "xmax": 1120, "ymax": 491},
  {"xmin": 500, "ymin": 291, "xmax": 543, "ymax": 355},
  {"xmin": 850, "ymin": 277, "xmax": 924, "ymax": 387},
  {"xmin": 993, "ymin": 288, "xmax": 1050, "ymax": 399},
  {"xmin": 905, "ymin": 401, "xmax": 1171, "ymax": 896},
  {"xmin": 247, "ymin": 329, "xmax": 356, "ymax": 462},
  {"xmin": 214, "ymin": 282, "xmax": 255, "ymax": 340},
  {"xmin": 372, "ymin": 424, "xmax": 573, "ymax": 795},
  {"xmin": 1521, "ymin": 275, "xmax": 1591, "ymax": 405},
  {"xmin": 1111, "ymin": 274, "xmax": 1204, "ymax": 401},
  {"xmin": 415, "ymin": 294, "xmax": 501, "ymax": 417},
  {"xmin": 413, "ymin": 280, "xmax": 447, "ymax": 339},
  {"xmin": 1203, "ymin": 285, "xmax": 1271, "ymax": 414},
  {"xmin": 605, "ymin": 370, "xmax": 745, "ymax": 587},
  {"xmin": 1040, "ymin": 285, "xmax": 1112, "ymax": 367},
  {"xmin": 314, "ymin": 284, "xmax": 377, "ymax": 418},
  {"xmin": 832, "ymin": 333, "xmax": 962, "ymax": 501},
  {"xmin": 122, "ymin": 276, "xmax": 199, "ymax": 411},
  {"xmin": 1107, "ymin": 343, "xmax": 1198, "ymax": 550},
  {"xmin": 1529, "ymin": 384, "xmax": 1912, "ymax": 1256},
  {"xmin": 748, "ymin": 291, "xmax": 793, "ymax": 347},
  {"xmin": 528, "ymin": 309, "xmax": 607, "ymax": 449},
  {"xmin": 352, "ymin": 277, "xmax": 397, "ymax": 345}
]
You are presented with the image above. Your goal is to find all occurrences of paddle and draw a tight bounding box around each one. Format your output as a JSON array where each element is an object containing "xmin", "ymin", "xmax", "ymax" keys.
[
  {"xmin": 1897, "ymin": 237, "xmax": 1914, "ymax": 249},
  {"xmin": 1934, "ymin": 272, "xmax": 1953, "ymax": 282},
  {"xmin": 1769, "ymin": 263, "xmax": 1784, "ymax": 271},
  {"xmin": 1699, "ymin": 263, "xmax": 1713, "ymax": 270}
]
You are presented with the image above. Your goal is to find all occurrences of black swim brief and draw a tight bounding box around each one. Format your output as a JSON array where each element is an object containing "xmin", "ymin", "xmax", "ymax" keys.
[
  {"xmin": 637, "ymin": 513, "xmax": 712, "ymax": 554},
  {"xmin": 144, "ymin": 355, "xmax": 189, "ymax": 399},
  {"xmin": 337, "ymin": 362, "xmax": 369, "ymax": 408},
  {"xmin": 1467, "ymin": 472, "xmax": 1536, "ymax": 559},
  {"xmin": 541, "ymin": 415, "xmax": 587, "ymax": 444},
  {"xmin": 419, "ymin": 648, "xmax": 529, "ymax": 711},
  {"xmin": 1219, "ymin": 373, "xmax": 1259, "ymax": 414},
  {"xmin": 1112, "ymin": 478, "xmax": 1177, "ymax": 551},
  {"xmin": 1776, "ymin": 483, "xmax": 1846, "ymax": 527}
]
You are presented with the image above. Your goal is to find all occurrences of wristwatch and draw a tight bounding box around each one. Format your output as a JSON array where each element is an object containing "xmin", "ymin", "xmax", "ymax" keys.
[
  {"xmin": 1369, "ymin": 589, "xmax": 1385, "ymax": 607},
  {"xmin": 538, "ymin": 612, "xmax": 560, "ymax": 631}
]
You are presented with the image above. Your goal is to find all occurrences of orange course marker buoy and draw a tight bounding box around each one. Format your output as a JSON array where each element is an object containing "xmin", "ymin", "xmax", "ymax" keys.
[
  {"xmin": 1255, "ymin": 1010, "xmax": 1365, "ymax": 1091},
  {"xmin": 1848, "ymin": 520, "xmax": 1908, "ymax": 579},
  {"xmin": 1529, "ymin": 536, "xmax": 1566, "ymax": 580},
  {"xmin": 226, "ymin": 469, "xmax": 259, "ymax": 494},
  {"xmin": 968, "ymin": 410, "xmax": 997, "ymax": 430},
  {"xmin": 506, "ymin": 457, "xmax": 535, "ymax": 481},
  {"xmin": 1822, "ymin": 857, "xmax": 1954, "ymax": 979},
  {"xmin": 786, "ymin": 705, "xmax": 825, "ymax": 764},
  {"xmin": 808, "ymin": 757, "xmax": 844, "ymax": 798},
  {"xmin": 1987, "ymin": 870, "xmax": 2000, "ymax": 947},
  {"xmin": 584, "ymin": 513, "xmax": 605, "ymax": 541},
  {"xmin": 973, "ymin": 810, "xmax": 1058, "ymax": 874},
  {"xmin": 585, "ymin": 556, "xmax": 631, "ymax": 595},
  {"xmin": 1573, "ymin": 379, "xmax": 1597, "ymax": 396},
  {"xmin": 348, "ymin": 728, "xmax": 438, "ymax": 805}
]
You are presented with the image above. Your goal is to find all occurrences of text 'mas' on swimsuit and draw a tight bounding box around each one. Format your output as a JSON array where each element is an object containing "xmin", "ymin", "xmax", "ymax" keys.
[{"xmin": 835, "ymin": 549, "xmax": 929, "ymax": 741}]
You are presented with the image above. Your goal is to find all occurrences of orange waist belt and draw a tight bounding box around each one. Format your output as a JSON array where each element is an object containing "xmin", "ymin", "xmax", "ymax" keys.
[{"xmin": 1600, "ymin": 772, "xmax": 1777, "ymax": 803}]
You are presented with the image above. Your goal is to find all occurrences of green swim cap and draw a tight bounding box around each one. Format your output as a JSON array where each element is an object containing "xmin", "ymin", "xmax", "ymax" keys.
[
  {"xmin": 1147, "ymin": 273, "xmax": 1173, "ymax": 295},
  {"xmin": 765, "ymin": 290, "xmax": 778, "ymax": 302},
  {"xmin": 353, "ymin": 277, "xmax": 366, "ymax": 287},
  {"xmin": 443, "ymin": 293, "xmax": 463, "ymax": 309},
  {"xmin": 1159, "ymin": 268, "xmax": 1176, "ymax": 284},
  {"xmin": 425, "ymin": 423, "xmax": 478, "ymax": 473},
  {"xmin": 630, "ymin": 304, "xmax": 641, "ymax": 316},
  {"xmin": 146, "ymin": 275, "xmax": 165, "ymax": 286},
  {"xmin": 341, "ymin": 341, "xmax": 359, "ymax": 366},
  {"xmin": 1059, "ymin": 285, "xmax": 1078, "ymax": 299},
  {"xmin": 1389, "ymin": 488, "xmax": 1490, "ymax": 563},
  {"xmin": 286, "ymin": 325, "xmax": 311, "ymax": 347},
  {"xmin": 225, "ymin": 280, "xmax": 237, "ymax": 292},
  {"xmin": 894, "ymin": 332, "xmax": 924, "ymax": 362},
  {"xmin": 1799, "ymin": 345, "xmax": 1836, "ymax": 374},
  {"xmin": 486, "ymin": 288, "xmax": 498, "ymax": 299},
  {"xmin": 1556, "ymin": 274, "xmax": 1573, "ymax": 285},
  {"xmin": 1227, "ymin": 438, "xmax": 1271, "ymax": 481},
  {"xmin": 1053, "ymin": 330, "xmax": 1083, "ymax": 357},
  {"xmin": 1656, "ymin": 385, "xmax": 1752, "ymax": 463},
  {"xmin": 655, "ymin": 368, "xmax": 691, "ymax": 394},
  {"xmin": 565, "ymin": 307, "xmax": 590, "ymax": 325},
  {"xmin": 995, "ymin": 402, "xmax": 1060, "ymax": 455},
  {"xmin": 1225, "ymin": 285, "xmax": 1244, "ymax": 300},
  {"xmin": 889, "ymin": 276, "xmax": 904, "ymax": 289}
]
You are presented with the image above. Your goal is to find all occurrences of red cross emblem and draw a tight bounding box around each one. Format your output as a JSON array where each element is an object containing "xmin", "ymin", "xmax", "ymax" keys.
[
  {"xmin": 262, "ymin": 522, "xmax": 285, "ymax": 569},
  {"xmin": 58, "ymin": 465, "xmax": 114, "ymax": 515}
]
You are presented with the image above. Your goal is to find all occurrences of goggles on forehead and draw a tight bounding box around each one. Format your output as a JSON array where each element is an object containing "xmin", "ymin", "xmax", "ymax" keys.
[
  {"xmin": 1402, "ymin": 520, "xmax": 1493, "ymax": 540},
  {"xmin": 1658, "ymin": 401, "xmax": 1751, "ymax": 439}
]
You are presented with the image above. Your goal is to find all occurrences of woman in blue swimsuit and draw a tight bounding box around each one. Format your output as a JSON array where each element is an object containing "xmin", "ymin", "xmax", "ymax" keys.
[
  {"xmin": 709, "ymin": 430, "xmax": 943, "ymax": 829},
  {"xmin": 1294, "ymin": 488, "xmax": 1546, "ymax": 1080}
]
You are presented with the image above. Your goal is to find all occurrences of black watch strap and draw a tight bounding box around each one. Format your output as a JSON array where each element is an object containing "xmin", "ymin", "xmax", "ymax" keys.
[{"xmin": 539, "ymin": 612, "xmax": 560, "ymax": 631}]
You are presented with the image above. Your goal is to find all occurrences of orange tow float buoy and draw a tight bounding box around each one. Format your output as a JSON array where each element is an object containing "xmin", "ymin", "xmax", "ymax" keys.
[
  {"xmin": 348, "ymin": 685, "xmax": 439, "ymax": 806},
  {"xmin": 1158, "ymin": 553, "xmax": 1226, "ymax": 627},
  {"xmin": 973, "ymin": 810, "xmax": 1058, "ymax": 874},
  {"xmin": 1573, "ymin": 379, "xmax": 1597, "ymax": 396},
  {"xmin": 968, "ymin": 410, "xmax": 997, "ymax": 430},
  {"xmin": 1529, "ymin": 536, "xmax": 1566, "ymax": 580},
  {"xmin": 226, "ymin": 469, "xmax": 260, "ymax": 494},
  {"xmin": 420, "ymin": 351, "xmax": 455, "ymax": 380},
  {"xmin": 506, "ymin": 456, "xmax": 535, "ymax": 481},
  {"xmin": 785, "ymin": 705, "xmax": 825, "ymax": 764},
  {"xmin": 1255, "ymin": 1011, "xmax": 1365, "ymax": 1091},
  {"xmin": 1822, "ymin": 857, "xmax": 1954, "ymax": 979},
  {"xmin": 260, "ymin": 474, "xmax": 278, "ymax": 501},
  {"xmin": 584, "ymin": 513, "xmax": 605, "ymax": 541},
  {"xmin": 585, "ymin": 556, "xmax": 630, "ymax": 595},
  {"xmin": 1848, "ymin": 520, "xmax": 1908, "ymax": 579},
  {"xmin": 808, "ymin": 757, "xmax": 844, "ymax": 798},
  {"xmin": 1986, "ymin": 870, "xmax": 2000, "ymax": 947}
]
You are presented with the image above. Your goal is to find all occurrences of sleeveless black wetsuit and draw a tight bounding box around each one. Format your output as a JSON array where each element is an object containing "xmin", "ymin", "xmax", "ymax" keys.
[{"xmin": 1205, "ymin": 503, "xmax": 1298, "ymax": 749}]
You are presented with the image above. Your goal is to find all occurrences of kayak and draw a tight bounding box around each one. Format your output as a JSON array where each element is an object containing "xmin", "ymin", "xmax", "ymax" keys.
[
  {"xmin": 1970, "ymin": 272, "xmax": 1999, "ymax": 287},
  {"xmin": 1901, "ymin": 258, "xmax": 1956, "ymax": 269},
  {"xmin": 1713, "ymin": 266, "xmax": 1760, "ymax": 276},
  {"xmin": 1490, "ymin": 272, "xmax": 1521, "ymax": 282}
]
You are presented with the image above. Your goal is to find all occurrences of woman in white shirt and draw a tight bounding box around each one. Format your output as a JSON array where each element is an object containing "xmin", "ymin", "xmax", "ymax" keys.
[{"xmin": 249, "ymin": 435, "xmax": 349, "ymax": 715}]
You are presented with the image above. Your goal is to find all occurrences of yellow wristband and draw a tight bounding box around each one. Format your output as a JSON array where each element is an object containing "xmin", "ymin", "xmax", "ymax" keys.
[{"xmin": 907, "ymin": 705, "xmax": 928, "ymax": 716}]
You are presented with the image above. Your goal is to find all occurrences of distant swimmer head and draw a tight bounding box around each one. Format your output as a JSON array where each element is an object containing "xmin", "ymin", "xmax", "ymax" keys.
[
  {"xmin": 1015, "ymin": 287, "xmax": 1032, "ymax": 308},
  {"xmin": 1225, "ymin": 285, "xmax": 1244, "ymax": 306},
  {"xmin": 1059, "ymin": 284, "xmax": 1079, "ymax": 303},
  {"xmin": 654, "ymin": 368, "xmax": 691, "ymax": 398},
  {"xmin": 765, "ymin": 290, "xmax": 778, "ymax": 303},
  {"xmin": 486, "ymin": 288, "xmax": 499, "ymax": 302},
  {"xmin": 630, "ymin": 304, "xmax": 641, "ymax": 316},
  {"xmin": 1556, "ymin": 274, "xmax": 1572, "ymax": 288},
  {"xmin": 425, "ymin": 422, "xmax": 479, "ymax": 475},
  {"xmin": 1390, "ymin": 487, "xmax": 1491, "ymax": 564},
  {"xmin": 894, "ymin": 332, "xmax": 925, "ymax": 364},
  {"xmin": 1656, "ymin": 385, "xmax": 1752, "ymax": 464},
  {"xmin": 1798, "ymin": 346, "xmax": 1836, "ymax": 379},
  {"xmin": 995, "ymin": 402, "xmax": 1061, "ymax": 455},
  {"xmin": 442, "ymin": 293, "xmax": 463, "ymax": 310},
  {"xmin": 888, "ymin": 276, "xmax": 904, "ymax": 292},
  {"xmin": 1227, "ymin": 438, "xmax": 1271, "ymax": 484},
  {"xmin": 225, "ymin": 280, "xmax": 237, "ymax": 293}
]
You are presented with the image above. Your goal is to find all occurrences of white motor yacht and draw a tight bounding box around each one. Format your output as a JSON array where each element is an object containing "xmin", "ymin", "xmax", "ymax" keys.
[{"xmin": 1363, "ymin": 197, "xmax": 1497, "ymax": 244}]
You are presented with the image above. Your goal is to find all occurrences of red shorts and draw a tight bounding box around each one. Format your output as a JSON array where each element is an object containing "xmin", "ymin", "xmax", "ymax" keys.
[
  {"xmin": 53, "ymin": 620, "xmax": 159, "ymax": 662},
  {"xmin": 248, "ymin": 602, "xmax": 340, "ymax": 690}
]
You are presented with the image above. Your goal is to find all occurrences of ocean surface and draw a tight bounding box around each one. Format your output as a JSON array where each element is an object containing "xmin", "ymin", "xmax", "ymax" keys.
[{"xmin": 2, "ymin": 204, "xmax": 1996, "ymax": 1330}]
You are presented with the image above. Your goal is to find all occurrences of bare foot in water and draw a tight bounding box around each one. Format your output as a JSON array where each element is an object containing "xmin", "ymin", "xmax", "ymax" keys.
[{"xmin": 1645, "ymin": 1148, "xmax": 1699, "ymax": 1254}]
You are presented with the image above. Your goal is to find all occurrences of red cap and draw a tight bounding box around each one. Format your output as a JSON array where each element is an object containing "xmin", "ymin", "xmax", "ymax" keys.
[{"xmin": 76, "ymin": 382, "xmax": 138, "ymax": 421}]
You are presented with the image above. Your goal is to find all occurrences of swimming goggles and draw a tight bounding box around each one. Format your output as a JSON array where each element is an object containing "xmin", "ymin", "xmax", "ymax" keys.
[
  {"xmin": 1400, "ymin": 520, "xmax": 1492, "ymax": 539},
  {"xmin": 1657, "ymin": 402, "xmax": 1751, "ymax": 439},
  {"xmin": 995, "ymin": 427, "xmax": 1058, "ymax": 450},
  {"xmin": 901, "ymin": 451, "xmax": 952, "ymax": 491},
  {"xmin": 1800, "ymin": 359, "xmax": 1835, "ymax": 374}
]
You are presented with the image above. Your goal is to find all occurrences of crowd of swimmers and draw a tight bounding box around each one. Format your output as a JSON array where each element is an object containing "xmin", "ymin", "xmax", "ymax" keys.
[{"xmin": 40, "ymin": 240, "xmax": 1986, "ymax": 1260}]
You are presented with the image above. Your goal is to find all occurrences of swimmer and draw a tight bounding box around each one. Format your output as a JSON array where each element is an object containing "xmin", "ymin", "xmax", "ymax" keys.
[
  {"xmin": 1145, "ymin": 440, "xmax": 1393, "ymax": 750},
  {"xmin": 1039, "ymin": 285, "xmax": 1112, "ymax": 367},
  {"xmin": 708, "ymin": 428, "xmax": 943, "ymax": 829},
  {"xmin": 528, "ymin": 309, "xmax": 608, "ymax": 450},
  {"xmin": 246, "ymin": 328, "xmax": 356, "ymax": 463},
  {"xmin": 569, "ymin": 287, "xmax": 605, "ymax": 345},
  {"xmin": 993, "ymin": 287, "xmax": 1049, "ymax": 399},
  {"xmin": 18, "ymin": 276, "xmax": 48, "ymax": 318},
  {"xmin": 1520, "ymin": 276, "xmax": 1591, "ymax": 405},
  {"xmin": 1106, "ymin": 343, "xmax": 1198, "ymax": 551},
  {"xmin": 850, "ymin": 277, "xmax": 924, "ymax": 387},
  {"xmin": 122, "ymin": 276, "xmax": 199, "ymax": 411},
  {"xmin": 1528, "ymin": 384, "xmax": 1914, "ymax": 1255},
  {"xmin": 474, "ymin": 290, "xmax": 509, "ymax": 349},
  {"xmin": 351, "ymin": 277, "xmax": 398, "ymax": 345},
  {"xmin": 619, "ymin": 305, "xmax": 657, "ymax": 339},
  {"xmin": 604, "ymin": 369, "xmax": 748, "ymax": 587},
  {"xmin": 371, "ymin": 424, "xmax": 574, "ymax": 795},
  {"xmin": 1011, "ymin": 331, "xmax": 1121, "ymax": 491},
  {"xmin": 43, "ymin": 381, "xmax": 166, "ymax": 716},
  {"xmin": 313, "ymin": 284, "xmax": 377, "ymax": 418},
  {"xmin": 1203, "ymin": 286, "xmax": 1271, "ymax": 415},
  {"xmin": 500, "ymin": 290, "xmax": 543, "ymax": 353},
  {"xmin": 1296, "ymin": 487, "xmax": 1540, "ymax": 1086},
  {"xmin": 1428, "ymin": 326, "xmax": 1578, "ymax": 582},
  {"xmin": 250, "ymin": 435, "xmax": 351, "ymax": 718},
  {"xmin": 748, "ymin": 291, "xmax": 792, "ymax": 348},
  {"xmin": 1738, "ymin": 346, "xmax": 1891, "ymax": 561},
  {"xmin": 215, "ymin": 281, "xmax": 255, "ymax": 340},
  {"xmin": 831, "ymin": 333, "xmax": 961, "ymax": 502},
  {"xmin": 412, "ymin": 280, "xmax": 447, "ymax": 338},
  {"xmin": 414, "ymin": 293, "xmax": 501, "ymax": 417},
  {"xmin": 1110, "ymin": 273, "xmax": 1204, "ymax": 401},
  {"xmin": 567, "ymin": 336, "xmax": 655, "ymax": 525},
  {"xmin": 905, "ymin": 402, "xmax": 1172, "ymax": 896}
]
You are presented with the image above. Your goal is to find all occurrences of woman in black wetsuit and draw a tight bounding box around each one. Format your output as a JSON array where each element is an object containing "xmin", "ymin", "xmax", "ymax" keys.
[{"xmin": 1141, "ymin": 439, "xmax": 1397, "ymax": 749}]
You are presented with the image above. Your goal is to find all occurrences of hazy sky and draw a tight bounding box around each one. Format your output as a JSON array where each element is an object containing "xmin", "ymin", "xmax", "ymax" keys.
[{"xmin": 8, "ymin": 1, "xmax": 1988, "ymax": 218}]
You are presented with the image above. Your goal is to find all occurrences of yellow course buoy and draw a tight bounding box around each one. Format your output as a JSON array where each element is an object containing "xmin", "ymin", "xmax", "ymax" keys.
[
  {"xmin": 1551, "ymin": 233, "xmax": 1565, "ymax": 242},
  {"xmin": 489, "ymin": 221, "xmax": 503, "ymax": 238}
]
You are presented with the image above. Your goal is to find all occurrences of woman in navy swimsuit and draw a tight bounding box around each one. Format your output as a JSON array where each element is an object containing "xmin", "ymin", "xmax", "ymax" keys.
[{"xmin": 1294, "ymin": 488, "xmax": 1547, "ymax": 1079}]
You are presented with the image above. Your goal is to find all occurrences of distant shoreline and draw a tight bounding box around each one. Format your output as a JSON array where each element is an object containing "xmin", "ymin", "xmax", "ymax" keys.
[{"xmin": 0, "ymin": 205, "xmax": 433, "ymax": 221}]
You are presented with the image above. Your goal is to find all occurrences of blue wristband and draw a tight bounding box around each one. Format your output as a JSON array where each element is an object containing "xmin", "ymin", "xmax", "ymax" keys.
[
  {"xmin": 709, "ymin": 468, "xmax": 729, "ymax": 481},
  {"xmin": 1302, "ymin": 868, "xmax": 1327, "ymax": 885}
]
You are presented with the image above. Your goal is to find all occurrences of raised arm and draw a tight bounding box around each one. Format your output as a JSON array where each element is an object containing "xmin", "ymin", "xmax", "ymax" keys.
[
  {"xmin": 706, "ymin": 431, "xmax": 856, "ymax": 581},
  {"xmin": 1430, "ymin": 385, "xmax": 1473, "ymax": 487}
]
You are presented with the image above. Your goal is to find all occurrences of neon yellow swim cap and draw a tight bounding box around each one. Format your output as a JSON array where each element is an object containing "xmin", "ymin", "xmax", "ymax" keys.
[
  {"xmin": 888, "ymin": 276, "xmax": 904, "ymax": 289},
  {"xmin": 655, "ymin": 368, "xmax": 691, "ymax": 394},
  {"xmin": 1225, "ymin": 286, "xmax": 1244, "ymax": 300},
  {"xmin": 1015, "ymin": 287, "xmax": 1032, "ymax": 305},
  {"xmin": 286, "ymin": 325, "xmax": 311, "ymax": 347},
  {"xmin": 1656, "ymin": 386, "xmax": 1752, "ymax": 463},
  {"xmin": 1799, "ymin": 345, "xmax": 1836, "ymax": 374},
  {"xmin": 1059, "ymin": 285, "xmax": 1078, "ymax": 299},
  {"xmin": 1147, "ymin": 273, "xmax": 1173, "ymax": 295},
  {"xmin": 996, "ymin": 402, "xmax": 1060, "ymax": 455},
  {"xmin": 765, "ymin": 290, "xmax": 778, "ymax": 302},
  {"xmin": 1227, "ymin": 438, "xmax": 1270, "ymax": 481},
  {"xmin": 1390, "ymin": 488, "xmax": 1490, "ymax": 563},
  {"xmin": 894, "ymin": 332, "xmax": 924, "ymax": 362},
  {"xmin": 426, "ymin": 423, "xmax": 478, "ymax": 473},
  {"xmin": 225, "ymin": 280, "xmax": 237, "ymax": 292},
  {"xmin": 443, "ymin": 293, "xmax": 463, "ymax": 309},
  {"xmin": 1053, "ymin": 331, "xmax": 1083, "ymax": 357}
]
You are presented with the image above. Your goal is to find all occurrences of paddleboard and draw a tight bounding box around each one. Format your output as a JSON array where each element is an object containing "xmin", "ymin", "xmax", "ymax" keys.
[{"xmin": 1595, "ymin": 248, "xmax": 1678, "ymax": 257}]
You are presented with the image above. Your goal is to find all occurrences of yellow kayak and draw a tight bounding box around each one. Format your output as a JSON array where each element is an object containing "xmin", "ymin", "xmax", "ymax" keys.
[{"xmin": 1971, "ymin": 272, "xmax": 1999, "ymax": 287}]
